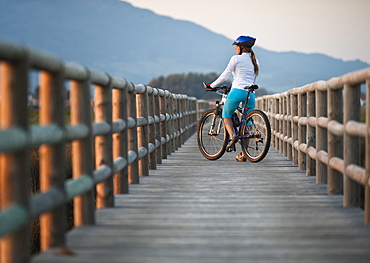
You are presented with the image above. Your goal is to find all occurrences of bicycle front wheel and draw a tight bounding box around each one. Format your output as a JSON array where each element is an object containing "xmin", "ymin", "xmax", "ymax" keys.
[
  {"xmin": 240, "ymin": 110, "xmax": 271, "ymax": 162},
  {"xmin": 197, "ymin": 109, "xmax": 228, "ymax": 160}
]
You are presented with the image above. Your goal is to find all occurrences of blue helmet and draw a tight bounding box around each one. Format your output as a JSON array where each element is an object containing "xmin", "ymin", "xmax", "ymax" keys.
[{"xmin": 232, "ymin": 36, "xmax": 256, "ymax": 47}]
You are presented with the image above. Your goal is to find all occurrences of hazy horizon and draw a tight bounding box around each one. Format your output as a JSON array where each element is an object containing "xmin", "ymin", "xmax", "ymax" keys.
[{"xmin": 127, "ymin": 0, "xmax": 370, "ymax": 64}]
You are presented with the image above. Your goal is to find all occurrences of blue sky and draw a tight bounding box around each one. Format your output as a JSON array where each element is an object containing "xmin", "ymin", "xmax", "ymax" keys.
[{"xmin": 127, "ymin": 0, "xmax": 370, "ymax": 64}]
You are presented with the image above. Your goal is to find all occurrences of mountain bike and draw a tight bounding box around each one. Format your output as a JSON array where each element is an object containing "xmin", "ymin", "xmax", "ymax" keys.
[{"xmin": 197, "ymin": 84, "xmax": 271, "ymax": 162}]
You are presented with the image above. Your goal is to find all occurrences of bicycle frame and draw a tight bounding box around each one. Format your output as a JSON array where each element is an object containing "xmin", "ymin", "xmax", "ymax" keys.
[
  {"xmin": 230, "ymin": 90, "xmax": 255, "ymax": 139},
  {"xmin": 210, "ymin": 88, "xmax": 259, "ymax": 144},
  {"xmin": 207, "ymin": 91, "xmax": 227, "ymax": 136}
]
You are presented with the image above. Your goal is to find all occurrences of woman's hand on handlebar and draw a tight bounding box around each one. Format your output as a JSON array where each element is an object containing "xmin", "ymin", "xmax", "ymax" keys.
[{"xmin": 203, "ymin": 82, "xmax": 216, "ymax": 91}]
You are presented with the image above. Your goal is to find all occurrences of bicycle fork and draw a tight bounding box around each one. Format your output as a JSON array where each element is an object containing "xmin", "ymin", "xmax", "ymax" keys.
[{"xmin": 208, "ymin": 107, "xmax": 223, "ymax": 136}]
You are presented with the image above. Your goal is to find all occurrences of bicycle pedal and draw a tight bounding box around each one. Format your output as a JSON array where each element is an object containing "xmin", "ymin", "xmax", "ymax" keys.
[
  {"xmin": 226, "ymin": 144, "xmax": 236, "ymax": 152},
  {"xmin": 226, "ymin": 141, "xmax": 234, "ymax": 149}
]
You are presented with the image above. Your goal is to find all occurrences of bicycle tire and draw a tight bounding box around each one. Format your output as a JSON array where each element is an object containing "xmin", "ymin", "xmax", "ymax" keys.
[
  {"xmin": 240, "ymin": 109, "xmax": 271, "ymax": 162},
  {"xmin": 197, "ymin": 109, "xmax": 229, "ymax": 160}
]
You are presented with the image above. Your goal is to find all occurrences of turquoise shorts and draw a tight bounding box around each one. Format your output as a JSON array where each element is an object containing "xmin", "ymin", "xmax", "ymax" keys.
[{"xmin": 222, "ymin": 88, "xmax": 255, "ymax": 118}]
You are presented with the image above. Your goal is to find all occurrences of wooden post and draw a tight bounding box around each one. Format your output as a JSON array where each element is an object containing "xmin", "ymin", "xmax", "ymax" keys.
[
  {"xmin": 95, "ymin": 80, "xmax": 114, "ymax": 208},
  {"xmin": 280, "ymin": 96, "xmax": 284, "ymax": 154},
  {"xmin": 167, "ymin": 93, "xmax": 175, "ymax": 155},
  {"xmin": 147, "ymin": 87, "xmax": 157, "ymax": 170},
  {"xmin": 291, "ymin": 93, "xmax": 298, "ymax": 165},
  {"xmin": 298, "ymin": 92, "xmax": 307, "ymax": 170},
  {"xmin": 286, "ymin": 92, "xmax": 293, "ymax": 161},
  {"xmin": 365, "ymin": 79, "xmax": 370, "ymax": 225},
  {"xmin": 112, "ymin": 83, "xmax": 128, "ymax": 194},
  {"xmin": 272, "ymin": 97, "xmax": 278, "ymax": 149},
  {"xmin": 191, "ymin": 98, "xmax": 195, "ymax": 135},
  {"xmin": 159, "ymin": 90, "xmax": 168, "ymax": 160},
  {"xmin": 39, "ymin": 69, "xmax": 67, "ymax": 250},
  {"xmin": 127, "ymin": 85, "xmax": 139, "ymax": 184},
  {"xmin": 0, "ymin": 60, "xmax": 30, "ymax": 263},
  {"xmin": 153, "ymin": 88, "xmax": 162, "ymax": 164},
  {"xmin": 193, "ymin": 98, "xmax": 198, "ymax": 133},
  {"xmin": 188, "ymin": 98, "xmax": 193, "ymax": 136},
  {"xmin": 306, "ymin": 89, "xmax": 316, "ymax": 176},
  {"xmin": 316, "ymin": 88, "xmax": 328, "ymax": 184},
  {"xmin": 196, "ymin": 100, "xmax": 202, "ymax": 122},
  {"xmin": 183, "ymin": 96, "xmax": 188, "ymax": 143},
  {"xmin": 284, "ymin": 95, "xmax": 288, "ymax": 155},
  {"xmin": 269, "ymin": 97, "xmax": 274, "ymax": 148},
  {"xmin": 181, "ymin": 96, "xmax": 187, "ymax": 144},
  {"xmin": 327, "ymin": 88, "xmax": 343, "ymax": 195},
  {"xmin": 180, "ymin": 95, "xmax": 186, "ymax": 145},
  {"xmin": 192, "ymin": 98, "xmax": 198, "ymax": 133},
  {"xmin": 343, "ymin": 83, "xmax": 361, "ymax": 207},
  {"xmin": 277, "ymin": 96, "xmax": 282, "ymax": 153},
  {"xmin": 70, "ymin": 76, "xmax": 95, "ymax": 225},
  {"xmin": 173, "ymin": 94, "xmax": 181, "ymax": 151},
  {"xmin": 176, "ymin": 95, "xmax": 182, "ymax": 147},
  {"xmin": 185, "ymin": 97, "xmax": 190, "ymax": 139},
  {"xmin": 136, "ymin": 85, "xmax": 149, "ymax": 177}
]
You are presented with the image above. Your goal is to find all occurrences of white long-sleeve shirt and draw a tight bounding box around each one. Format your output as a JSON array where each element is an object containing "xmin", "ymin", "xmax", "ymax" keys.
[{"xmin": 210, "ymin": 52, "xmax": 258, "ymax": 90}]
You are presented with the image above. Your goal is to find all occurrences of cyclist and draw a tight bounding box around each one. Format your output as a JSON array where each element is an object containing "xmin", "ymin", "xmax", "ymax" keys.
[{"xmin": 205, "ymin": 35, "xmax": 259, "ymax": 162}]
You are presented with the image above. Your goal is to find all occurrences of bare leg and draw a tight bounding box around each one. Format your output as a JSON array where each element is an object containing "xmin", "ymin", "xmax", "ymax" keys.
[{"xmin": 224, "ymin": 117, "xmax": 235, "ymax": 137}]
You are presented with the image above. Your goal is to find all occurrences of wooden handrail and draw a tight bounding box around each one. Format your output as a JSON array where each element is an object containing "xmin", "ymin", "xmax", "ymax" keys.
[
  {"xmin": 256, "ymin": 67, "xmax": 370, "ymax": 225},
  {"xmin": 0, "ymin": 40, "xmax": 209, "ymax": 263}
]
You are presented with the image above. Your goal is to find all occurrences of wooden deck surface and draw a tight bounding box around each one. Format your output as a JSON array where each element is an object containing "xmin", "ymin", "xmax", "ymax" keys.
[{"xmin": 34, "ymin": 134, "xmax": 370, "ymax": 263}]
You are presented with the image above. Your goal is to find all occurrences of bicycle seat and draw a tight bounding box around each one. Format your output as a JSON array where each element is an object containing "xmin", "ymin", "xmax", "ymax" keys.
[{"xmin": 244, "ymin": 84, "xmax": 259, "ymax": 91}]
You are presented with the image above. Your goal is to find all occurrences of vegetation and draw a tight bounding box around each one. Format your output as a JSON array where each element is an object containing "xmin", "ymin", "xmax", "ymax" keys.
[
  {"xmin": 28, "ymin": 145, "xmax": 74, "ymax": 255},
  {"xmin": 147, "ymin": 72, "xmax": 272, "ymax": 100}
]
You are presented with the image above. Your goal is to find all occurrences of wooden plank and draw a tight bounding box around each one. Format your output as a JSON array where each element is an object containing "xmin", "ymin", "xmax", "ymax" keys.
[{"xmin": 34, "ymin": 134, "xmax": 370, "ymax": 263}]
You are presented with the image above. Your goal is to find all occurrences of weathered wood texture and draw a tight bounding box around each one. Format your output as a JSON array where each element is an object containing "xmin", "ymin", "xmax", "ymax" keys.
[
  {"xmin": 0, "ymin": 41, "xmax": 204, "ymax": 262},
  {"xmin": 256, "ymin": 69, "xmax": 370, "ymax": 224},
  {"xmin": 34, "ymin": 135, "xmax": 370, "ymax": 263}
]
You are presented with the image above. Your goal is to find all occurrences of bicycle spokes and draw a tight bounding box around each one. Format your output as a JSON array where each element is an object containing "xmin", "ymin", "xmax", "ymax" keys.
[
  {"xmin": 240, "ymin": 110, "xmax": 271, "ymax": 162},
  {"xmin": 197, "ymin": 109, "xmax": 229, "ymax": 160}
]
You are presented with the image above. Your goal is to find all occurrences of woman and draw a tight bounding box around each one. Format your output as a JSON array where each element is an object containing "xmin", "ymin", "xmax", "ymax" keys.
[{"xmin": 206, "ymin": 35, "xmax": 259, "ymax": 162}]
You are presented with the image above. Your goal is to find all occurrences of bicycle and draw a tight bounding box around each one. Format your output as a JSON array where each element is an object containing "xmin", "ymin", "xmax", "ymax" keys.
[{"xmin": 197, "ymin": 83, "xmax": 271, "ymax": 162}]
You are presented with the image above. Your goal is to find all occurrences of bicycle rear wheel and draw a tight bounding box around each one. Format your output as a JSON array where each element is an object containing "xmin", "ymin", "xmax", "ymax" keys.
[
  {"xmin": 197, "ymin": 109, "xmax": 228, "ymax": 160},
  {"xmin": 240, "ymin": 110, "xmax": 271, "ymax": 162}
]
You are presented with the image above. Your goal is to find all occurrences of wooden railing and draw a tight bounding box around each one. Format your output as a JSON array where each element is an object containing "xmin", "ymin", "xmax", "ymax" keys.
[
  {"xmin": 0, "ymin": 40, "xmax": 208, "ymax": 263},
  {"xmin": 256, "ymin": 67, "xmax": 370, "ymax": 225}
]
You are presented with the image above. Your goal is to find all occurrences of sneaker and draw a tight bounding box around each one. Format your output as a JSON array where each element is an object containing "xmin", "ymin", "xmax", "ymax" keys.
[{"xmin": 235, "ymin": 152, "xmax": 246, "ymax": 162}]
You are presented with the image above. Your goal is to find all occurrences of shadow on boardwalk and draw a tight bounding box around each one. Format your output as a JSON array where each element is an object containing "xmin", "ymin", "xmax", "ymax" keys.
[{"xmin": 34, "ymin": 134, "xmax": 370, "ymax": 263}]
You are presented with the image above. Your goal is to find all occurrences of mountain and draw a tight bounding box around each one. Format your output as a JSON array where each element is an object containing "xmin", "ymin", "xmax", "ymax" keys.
[{"xmin": 0, "ymin": 0, "xmax": 368, "ymax": 93}]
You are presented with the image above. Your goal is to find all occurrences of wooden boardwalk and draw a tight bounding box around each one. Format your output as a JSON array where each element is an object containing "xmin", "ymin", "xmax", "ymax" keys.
[{"xmin": 34, "ymin": 134, "xmax": 370, "ymax": 263}]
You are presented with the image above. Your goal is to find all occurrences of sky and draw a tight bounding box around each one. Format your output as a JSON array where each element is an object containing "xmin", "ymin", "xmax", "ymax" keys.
[{"xmin": 126, "ymin": 0, "xmax": 370, "ymax": 64}]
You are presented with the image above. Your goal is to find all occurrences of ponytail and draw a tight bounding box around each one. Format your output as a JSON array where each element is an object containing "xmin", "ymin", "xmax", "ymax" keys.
[
  {"xmin": 250, "ymin": 50, "xmax": 259, "ymax": 76},
  {"xmin": 240, "ymin": 46, "xmax": 259, "ymax": 76}
]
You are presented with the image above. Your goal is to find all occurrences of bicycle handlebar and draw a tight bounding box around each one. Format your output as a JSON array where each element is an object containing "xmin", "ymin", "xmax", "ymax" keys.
[
  {"xmin": 202, "ymin": 82, "xmax": 230, "ymax": 93},
  {"xmin": 202, "ymin": 82, "xmax": 259, "ymax": 93}
]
